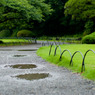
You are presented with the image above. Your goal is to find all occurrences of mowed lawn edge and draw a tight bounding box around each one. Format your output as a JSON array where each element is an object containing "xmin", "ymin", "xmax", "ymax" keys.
[
  {"xmin": 37, "ymin": 44, "xmax": 95, "ymax": 81},
  {"xmin": 0, "ymin": 39, "xmax": 31, "ymax": 46}
]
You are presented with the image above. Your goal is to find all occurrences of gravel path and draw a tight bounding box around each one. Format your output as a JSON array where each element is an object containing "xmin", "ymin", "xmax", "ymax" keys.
[{"xmin": 0, "ymin": 44, "xmax": 95, "ymax": 95}]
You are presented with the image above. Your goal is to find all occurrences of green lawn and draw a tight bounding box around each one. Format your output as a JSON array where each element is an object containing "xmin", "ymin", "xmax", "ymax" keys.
[
  {"xmin": 0, "ymin": 38, "xmax": 31, "ymax": 46},
  {"xmin": 1, "ymin": 39, "xmax": 29, "ymax": 43},
  {"xmin": 37, "ymin": 44, "xmax": 95, "ymax": 81}
]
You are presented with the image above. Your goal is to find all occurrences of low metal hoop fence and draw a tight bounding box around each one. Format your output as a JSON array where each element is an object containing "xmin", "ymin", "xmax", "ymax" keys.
[
  {"xmin": 47, "ymin": 45, "xmax": 95, "ymax": 72},
  {"xmin": 54, "ymin": 45, "xmax": 62, "ymax": 56},
  {"xmin": 59, "ymin": 49, "xmax": 72, "ymax": 61},
  {"xmin": 81, "ymin": 49, "xmax": 95, "ymax": 72},
  {"xmin": 70, "ymin": 51, "xmax": 84, "ymax": 66}
]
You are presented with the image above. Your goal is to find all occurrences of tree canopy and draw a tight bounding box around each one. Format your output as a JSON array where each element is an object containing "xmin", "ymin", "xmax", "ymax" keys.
[
  {"xmin": 64, "ymin": 0, "xmax": 95, "ymax": 20},
  {"xmin": 0, "ymin": 0, "xmax": 95, "ymax": 37},
  {"xmin": 0, "ymin": 0, "xmax": 52, "ymax": 31}
]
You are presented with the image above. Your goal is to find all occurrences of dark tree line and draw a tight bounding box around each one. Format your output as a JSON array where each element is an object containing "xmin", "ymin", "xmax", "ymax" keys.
[
  {"xmin": 0, "ymin": 0, "xmax": 95, "ymax": 37},
  {"xmin": 33, "ymin": 0, "xmax": 85, "ymax": 37}
]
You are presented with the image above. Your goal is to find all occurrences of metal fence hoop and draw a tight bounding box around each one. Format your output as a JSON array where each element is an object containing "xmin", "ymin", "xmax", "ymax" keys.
[
  {"xmin": 42, "ymin": 42, "xmax": 45, "ymax": 46},
  {"xmin": 53, "ymin": 41, "xmax": 56, "ymax": 45},
  {"xmin": 59, "ymin": 49, "xmax": 72, "ymax": 61},
  {"xmin": 70, "ymin": 51, "xmax": 84, "ymax": 66},
  {"xmin": 49, "ymin": 44, "xmax": 53, "ymax": 56},
  {"xmin": 81, "ymin": 49, "xmax": 95, "ymax": 72},
  {"xmin": 54, "ymin": 45, "xmax": 62, "ymax": 56}
]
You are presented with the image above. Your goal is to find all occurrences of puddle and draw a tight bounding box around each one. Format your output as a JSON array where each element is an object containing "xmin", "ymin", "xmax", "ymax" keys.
[
  {"xmin": 6, "ymin": 64, "xmax": 37, "ymax": 69},
  {"xmin": 0, "ymin": 49, "xmax": 13, "ymax": 51},
  {"xmin": 18, "ymin": 49, "xmax": 37, "ymax": 51},
  {"xmin": 13, "ymin": 55, "xmax": 27, "ymax": 57},
  {"xmin": 15, "ymin": 73, "xmax": 49, "ymax": 80}
]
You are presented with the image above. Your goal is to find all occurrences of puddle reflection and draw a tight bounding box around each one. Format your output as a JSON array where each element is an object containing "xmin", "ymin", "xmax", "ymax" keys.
[
  {"xmin": 13, "ymin": 55, "xmax": 27, "ymax": 57},
  {"xmin": 6, "ymin": 64, "xmax": 37, "ymax": 69},
  {"xmin": 15, "ymin": 73, "xmax": 49, "ymax": 80}
]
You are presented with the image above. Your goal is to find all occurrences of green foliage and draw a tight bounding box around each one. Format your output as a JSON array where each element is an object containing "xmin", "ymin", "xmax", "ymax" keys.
[
  {"xmin": 0, "ymin": 0, "xmax": 52, "ymax": 34},
  {"xmin": 82, "ymin": 32, "xmax": 95, "ymax": 44},
  {"xmin": 0, "ymin": 0, "xmax": 52, "ymax": 21},
  {"xmin": 11, "ymin": 29, "xmax": 20, "ymax": 37},
  {"xmin": 36, "ymin": 0, "xmax": 84, "ymax": 36},
  {"xmin": 0, "ymin": 30, "xmax": 11, "ymax": 37},
  {"xmin": 17, "ymin": 30, "xmax": 34, "ymax": 37},
  {"xmin": 64, "ymin": 0, "xmax": 95, "ymax": 20},
  {"xmin": 83, "ymin": 20, "xmax": 94, "ymax": 36},
  {"xmin": 64, "ymin": 0, "xmax": 95, "ymax": 36}
]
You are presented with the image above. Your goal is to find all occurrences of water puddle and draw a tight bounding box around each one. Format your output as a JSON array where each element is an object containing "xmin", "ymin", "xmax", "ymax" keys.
[
  {"xmin": 13, "ymin": 55, "xmax": 27, "ymax": 57},
  {"xmin": 18, "ymin": 49, "xmax": 37, "ymax": 51},
  {"xmin": 0, "ymin": 49, "xmax": 13, "ymax": 51},
  {"xmin": 15, "ymin": 73, "xmax": 49, "ymax": 80},
  {"xmin": 6, "ymin": 64, "xmax": 37, "ymax": 69}
]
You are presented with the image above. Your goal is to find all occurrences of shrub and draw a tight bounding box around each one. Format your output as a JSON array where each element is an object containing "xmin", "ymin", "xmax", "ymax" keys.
[
  {"xmin": 17, "ymin": 30, "xmax": 34, "ymax": 37},
  {"xmin": 82, "ymin": 32, "xmax": 95, "ymax": 44},
  {"xmin": 11, "ymin": 29, "xmax": 19, "ymax": 37},
  {"xmin": 0, "ymin": 30, "xmax": 11, "ymax": 37}
]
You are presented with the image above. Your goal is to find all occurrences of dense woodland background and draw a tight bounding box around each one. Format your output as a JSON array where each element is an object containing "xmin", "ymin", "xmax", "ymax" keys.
[{"xmin": 0, "ymin": 0, "xmax": 95, "ymax": 38}]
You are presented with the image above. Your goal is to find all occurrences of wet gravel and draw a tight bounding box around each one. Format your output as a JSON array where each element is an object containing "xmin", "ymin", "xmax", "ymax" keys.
[{"xmin": 0, "ymin": 44, "xmax": 95, "ymax": 95}]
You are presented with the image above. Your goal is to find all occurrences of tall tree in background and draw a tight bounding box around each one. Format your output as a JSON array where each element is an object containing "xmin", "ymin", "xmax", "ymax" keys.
[
  {"xmin": 0, "ymin": 0, "xmax": 52, "ymax": 36},
  {"xmin": 42, "ymin": 0, "xmax": 68, "ymax": 36},
  {"xmin": 35, "ymin": 0, "xmax": 84, "ymax": 36},
  {"xmin": 64, "ymin": 0, "xmax": 95, "ymax": 35}
]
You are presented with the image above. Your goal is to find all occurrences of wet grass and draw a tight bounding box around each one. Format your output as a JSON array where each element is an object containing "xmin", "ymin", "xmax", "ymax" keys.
[
  {"xmin": 37, "ymin": 44, "xmax": 95, "ymax": 81},
  {"xmin": 1, "ymin": 39, "xmax": 29, "ymax": 43},
  {"xmin": 15, "ymin": 73, "xmax": 49, "ymax": 80},
  {"xmin": 0, "ymin": 38, "xmax": 32, "ymax": 46}
]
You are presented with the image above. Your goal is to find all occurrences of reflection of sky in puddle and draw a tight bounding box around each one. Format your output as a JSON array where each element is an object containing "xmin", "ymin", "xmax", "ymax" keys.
[{"xmin": 15, "ymin": 73, "xmax": 49, "ymax": 80}]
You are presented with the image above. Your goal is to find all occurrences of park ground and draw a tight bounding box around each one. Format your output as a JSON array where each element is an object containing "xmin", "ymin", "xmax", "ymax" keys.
[{"xmin": 0, "ymin": 43, "xmax": 94, "ymax": 95}]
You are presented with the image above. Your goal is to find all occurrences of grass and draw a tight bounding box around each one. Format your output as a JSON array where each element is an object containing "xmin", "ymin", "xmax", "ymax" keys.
[
  {"xmin": 0, "ymin": 38, "xmax": 32, "ymax": 46},
  {"xmin": 1, "ymin": 39, "xmax": 29, "ymax": 43},
  {"xmin": 37, "ymin": 44, "xmax": 95, "ymax": 81}
]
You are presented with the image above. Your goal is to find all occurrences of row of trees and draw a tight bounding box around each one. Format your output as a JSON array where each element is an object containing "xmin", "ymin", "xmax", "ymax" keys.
[
  {"xmin": 0, "ymin": 0, "xmax": 52, "ymax": 37},
  {"xmin": 0, "ymin": 0, "xmax": 95, "ymax": 37}
]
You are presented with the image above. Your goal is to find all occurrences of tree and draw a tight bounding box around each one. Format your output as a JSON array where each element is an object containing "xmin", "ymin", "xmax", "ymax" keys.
[
  {"xmin": 40, "ymin": 0, "xmax": 69, "ymax": 36},
  {"xmin": 37, "ymin": 0, "xmax": 84, "ymax": 36},
  {"xmin": 64, "ymin": 0, "xmax": 95, "ymax": 35},
  {"xmin": 0, "ymin": 0, "xmax": 52, "ymax": 36},
  {"xmin": 64, "ymin": 0, "xmax": 95, "ymax": 20}
]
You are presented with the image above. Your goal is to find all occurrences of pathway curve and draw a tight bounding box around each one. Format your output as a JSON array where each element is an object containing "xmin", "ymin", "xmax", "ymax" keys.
[{"xmin": 0, "ymin": 44, "xmax": 95, "ymax": 95}]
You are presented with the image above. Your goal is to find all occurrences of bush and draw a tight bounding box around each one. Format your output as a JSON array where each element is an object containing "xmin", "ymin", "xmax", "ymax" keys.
[
  {"xmin": 17, "ymin": 30, "xmax": 35, "ymax": 37},
  {"xmin": 11, "ymin": 29, "xmax": 19, "ymax": 37},
  {"xmin": 0, "ymin": 30, "xmax": 11, "ymax": 37},
  {"xmin": 82, "ymin": 32, "xmax": 95, "ymax": 44}
]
